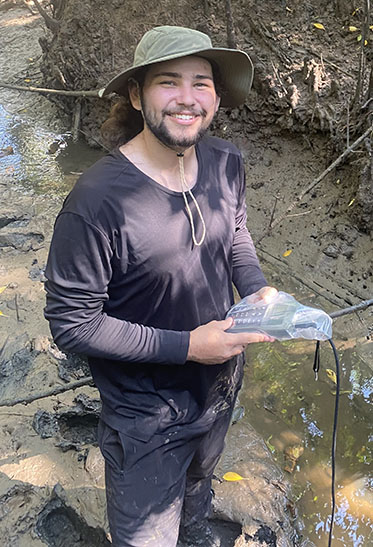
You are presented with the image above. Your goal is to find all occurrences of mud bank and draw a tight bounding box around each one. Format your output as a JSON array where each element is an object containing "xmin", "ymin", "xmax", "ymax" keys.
[{"xmin": 0, "ymin": 2, "xmax": 372, "ymax": 547}]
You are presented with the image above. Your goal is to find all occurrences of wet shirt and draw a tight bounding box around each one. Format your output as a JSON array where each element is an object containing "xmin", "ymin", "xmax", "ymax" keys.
[{"xmin": 44, "ymin": 136, "xmax": 267, "ymax": 439}]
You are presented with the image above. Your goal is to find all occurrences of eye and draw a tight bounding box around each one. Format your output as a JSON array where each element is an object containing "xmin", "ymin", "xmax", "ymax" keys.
[{"xmin": 160, "ymin": 80, "xmax": 176, "ymax": 86}]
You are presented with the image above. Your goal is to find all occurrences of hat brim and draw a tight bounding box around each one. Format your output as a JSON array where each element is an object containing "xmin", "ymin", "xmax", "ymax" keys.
[{"xmin": 101, "ymin": 47, "xmax": 253, "ymax": 108}]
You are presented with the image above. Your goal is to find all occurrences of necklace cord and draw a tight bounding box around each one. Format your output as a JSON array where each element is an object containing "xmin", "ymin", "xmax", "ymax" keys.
[{"xmin": 177, "ymin": 154, "xmax": 206, "ymax": 246}]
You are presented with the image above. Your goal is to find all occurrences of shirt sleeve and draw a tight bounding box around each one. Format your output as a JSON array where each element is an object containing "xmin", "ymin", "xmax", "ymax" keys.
[
  {"xmin": 44, "ymin": 212, "xmax": 189, "ymax": 364},
  {"xmin": 232, "ymin": 157, "xmax": 268, "ymax": 297}
]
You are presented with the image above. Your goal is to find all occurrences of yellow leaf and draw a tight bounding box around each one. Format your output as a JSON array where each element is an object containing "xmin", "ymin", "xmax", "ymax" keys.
[
  {"xmin": 28, "ymin": 57, "xmax": 34, "ymax": 61},
  {"xmin": 326, "ymin": 369, "xmax": 337, "ymax": 384},
  {"xmin": 223, "ymin": 471, "xmax": 244, "ymax": 482},
  {"xmin": 364, "ymin": 40, "xmax": 368, "ymax": 46},
  {"xmin": 348, "ymin": 198, "xmax": 355, "ymax": 207},
  {"xmin": 0, "ymin": 311, "xmax": 7, "ymax": 317},
  {"xmin": 370, "ymin": 25, "xmax": 373, "ymax": 30},
  {"xmin": 24, "ymin": 78, "xmax": 31, "ymax": 83},
  {"xmin": 357, "ymin": 34, "xmax": 362, "ymax": 42},
  {"xmin": 313, "ymin": 23, "xmax": 325, "ymax": 30},
  {"xmin": 349, "ymin": 26, "xmax": 358, "ymax": 32},
  {"xmin": 283, "ymin": 249, "xmax": 293, "ymax": 257},
  {"xmin": 0, "ymin": 285, "xmax": 7, "ymax": 294},
  {"xmin": 286, "ymin": 6, "xmax": 292, "ymax": 12},
  {"xmin": 313, "ymin": 496, "xmax": 318, "ymax": 502}
]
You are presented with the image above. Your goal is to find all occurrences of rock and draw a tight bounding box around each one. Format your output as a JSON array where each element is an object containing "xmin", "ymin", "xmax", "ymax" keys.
[
  {"xmin": 35, "ymin": 486, "xmax": 111, "ymax": 546},
  {"xmin": 212, "ymin": 422, "xmax": 302, "ymax": 546},
  {"xmin": 322, "ymin": 244, "xmax": 339, "ymax": 258},
  {"xmin": 32, "ymin": 410, "xmax": 59, "ymax": 439},
  {"xmin": 85, "ymin": 447, "xmax": 105, "ymax": 487},
  {"xmin": 0, "ymin": 231, "xmax": 44, "ymax": 252},
  {"xmin": 33, "ymin": 394, "xmax": 101, "ymax": 450}
]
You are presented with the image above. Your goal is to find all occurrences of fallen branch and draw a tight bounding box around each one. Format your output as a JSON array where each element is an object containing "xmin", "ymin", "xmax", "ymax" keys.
[
  {"xmin": 72, "ymin": 98, "xmax": 82, "ymax": 142},
  {"xmin": 330, "ymin": 297, "xmax": 373, "ymax": 318},
  {"xmin": 255, "ymin": 124, "xmax": 373, "ymax": 245},
  {"xmin": 0, "ymin": 81, "xmax": 101, "ymax": 98},
  {"xmin": 0, "ymin": 377, "xmax": 94, "ymax": 408}
]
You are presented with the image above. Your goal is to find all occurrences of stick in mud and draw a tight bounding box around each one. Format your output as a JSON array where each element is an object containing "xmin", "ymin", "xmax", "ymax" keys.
[{"xmin": 255, "ymin": 124, "xmax": 373, "ymax": 245}]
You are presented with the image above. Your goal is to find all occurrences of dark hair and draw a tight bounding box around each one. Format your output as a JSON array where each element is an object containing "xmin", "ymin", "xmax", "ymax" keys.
[{"xmin": 100, "ymin": 60, "xmax": 226, "ymax": 150}]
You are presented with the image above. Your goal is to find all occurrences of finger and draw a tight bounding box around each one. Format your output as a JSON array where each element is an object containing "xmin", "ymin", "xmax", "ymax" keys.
[{"xmin": 218, "ymin": 317, "xmax": 234, "ymax": 330}]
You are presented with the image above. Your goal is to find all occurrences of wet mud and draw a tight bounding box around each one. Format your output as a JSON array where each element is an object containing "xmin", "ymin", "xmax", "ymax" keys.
[{"xmin": 0, "ymin": 2, "xmax": 372, "ymax": 547}]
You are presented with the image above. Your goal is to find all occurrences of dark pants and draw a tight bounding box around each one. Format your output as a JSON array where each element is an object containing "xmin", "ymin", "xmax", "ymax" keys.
[{"xmin": 98, "ymin": 405, "xmax": 234, "ymax": 547}]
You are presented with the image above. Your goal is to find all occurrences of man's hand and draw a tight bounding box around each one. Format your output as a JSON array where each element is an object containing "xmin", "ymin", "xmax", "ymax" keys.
[
  {"xmin": 187, "ymin": 317, "xmax": 275, "ymax": 365},
  {"xmin": 245, "ymin": 285, "xmax": 278, "ymax": 304}
]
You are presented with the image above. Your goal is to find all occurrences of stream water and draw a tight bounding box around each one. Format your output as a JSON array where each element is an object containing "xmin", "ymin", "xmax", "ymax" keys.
[{"xmin": 0, "ymin": 105, "xmax": 372, "ymax": 546}]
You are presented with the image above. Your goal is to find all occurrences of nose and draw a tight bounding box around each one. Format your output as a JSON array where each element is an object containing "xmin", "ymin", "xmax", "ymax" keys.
[{"xmin": 176, "ymin": 83, "xmax": 196, "ymax": 107}]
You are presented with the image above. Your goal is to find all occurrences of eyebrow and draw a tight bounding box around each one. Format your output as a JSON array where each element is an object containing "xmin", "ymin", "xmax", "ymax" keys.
[{"xmin": 151, "ymin": 71, "xmax": 214, "ymax": 81}]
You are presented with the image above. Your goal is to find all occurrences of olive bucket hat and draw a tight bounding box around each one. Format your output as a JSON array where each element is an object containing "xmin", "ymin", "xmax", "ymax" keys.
[{"xmin": 99, "ymin": 25, "xmax": 254, "ymax": 108}]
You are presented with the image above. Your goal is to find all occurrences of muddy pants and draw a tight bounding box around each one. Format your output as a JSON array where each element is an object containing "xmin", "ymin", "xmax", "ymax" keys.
[{"xmin": 98, "ymin": 405, "xmax": 234, "ymax": 547}]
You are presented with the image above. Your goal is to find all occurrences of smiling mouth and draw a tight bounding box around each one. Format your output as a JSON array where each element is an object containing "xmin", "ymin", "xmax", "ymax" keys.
[{"xmin": 168, "ymin": 113, "xmax": 199, "ymax": 121}]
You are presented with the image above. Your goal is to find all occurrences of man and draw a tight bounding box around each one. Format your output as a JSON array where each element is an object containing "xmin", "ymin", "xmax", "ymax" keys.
[{"xmin": 44, "ymin": 26, "xmax": 277, "ymax": 547}]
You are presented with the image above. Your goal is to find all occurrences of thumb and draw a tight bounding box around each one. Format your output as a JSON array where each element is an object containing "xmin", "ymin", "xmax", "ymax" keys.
[{"xmin": 218, "ymin": 317, "xmax": 234, "ymax": 331}]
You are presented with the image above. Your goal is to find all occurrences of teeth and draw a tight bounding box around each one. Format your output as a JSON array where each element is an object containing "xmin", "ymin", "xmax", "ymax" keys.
[{"xmin": 172, "ymin": 114, "xmax": 195, "ymax": 120}]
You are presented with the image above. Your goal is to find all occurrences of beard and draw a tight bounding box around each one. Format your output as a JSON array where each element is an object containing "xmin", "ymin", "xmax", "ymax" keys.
[{"xmin": 140, "ymin": 97, "xmax": 213, "ymax": 149}]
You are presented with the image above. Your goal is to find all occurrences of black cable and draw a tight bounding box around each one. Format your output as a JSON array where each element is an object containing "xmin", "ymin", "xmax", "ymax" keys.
[{"xmin": 327, "ymin": 339, "xmax": 340, "ymax": 547}]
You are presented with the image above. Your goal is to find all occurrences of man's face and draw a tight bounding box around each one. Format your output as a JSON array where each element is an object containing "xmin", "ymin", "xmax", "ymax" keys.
[{"xmin": 134, "ymin": 56, "xmax": 220, "ymax": 149}]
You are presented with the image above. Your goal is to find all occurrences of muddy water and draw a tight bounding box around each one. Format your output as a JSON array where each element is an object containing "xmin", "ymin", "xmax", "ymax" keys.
[
  {"xmin": 0, "ymin": 105, "xmax": 103, "ymax": 196},
  {"xmin": 1, "ymin": 104, "xmax": 372, "ymax": 546},
  {"xmin": 241, "ymin": 275, "xmax": 373, "ymax": 546}
]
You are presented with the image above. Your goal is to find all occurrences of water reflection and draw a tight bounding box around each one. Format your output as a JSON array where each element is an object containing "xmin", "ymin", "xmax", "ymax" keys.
[
  {"xmin": 243, "ymin": 286, "xmax": 373, "ymax": 545},
  {"xmin": 0, "ymin": 105, "xmax": 103, "ymax": 195}
]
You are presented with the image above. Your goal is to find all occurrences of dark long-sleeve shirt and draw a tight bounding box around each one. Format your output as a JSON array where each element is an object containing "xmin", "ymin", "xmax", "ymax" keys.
[{"xmin": 44, "ymin": 136, "xmax": 267, "ymax": 438}]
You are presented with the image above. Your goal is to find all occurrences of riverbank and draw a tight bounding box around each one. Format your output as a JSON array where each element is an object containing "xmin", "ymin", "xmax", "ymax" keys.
[{"xmin": 0, "ymin": 3, "xmax": 372, "ymax": 546}]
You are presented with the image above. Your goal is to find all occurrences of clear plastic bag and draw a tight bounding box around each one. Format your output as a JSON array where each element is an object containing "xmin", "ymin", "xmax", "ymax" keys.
[{"xmin": 225, "ymin": 291, "xmax": 332, "ymax": 341}]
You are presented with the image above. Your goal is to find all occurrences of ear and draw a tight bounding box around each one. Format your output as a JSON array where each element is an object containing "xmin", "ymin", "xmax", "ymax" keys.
[
  {"xmin": 214, "ymin": 94, "xmax": 221, "ymax": 113},
  {"xmin": 128, "ymin": 79, "xmax": 141, "ymax": 112}
]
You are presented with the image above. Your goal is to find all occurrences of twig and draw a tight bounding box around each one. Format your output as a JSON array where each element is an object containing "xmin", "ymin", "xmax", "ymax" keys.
[
  {"xmin": 285, "ymin": 210, "xmax": 313, "ymax": 217},
  {"xmin": 330, "ymin": 298, "xmax": 373, "ymax": 318},
  {"xmin": 225, "ymin": 0, "xmax": 237, "ymax": 49},
  {"xmin": 72, "ymin": 98, "xmax": 82, "ymax": 142},
  {"xmin": 0, "ymin": 81, "xmax": 102, "ymax": 98},
  {"xmin": 352, "ymin": 0, "xmax": 370, "ymax": 107},
  {"xmin": 255, "ymin": 124, "xmax": 373, "ymax": 244},
  {"xmin": 32, "ymin": 0, "xmax": 60, "ymax": 33},
  {"xmin": 0, "ymin": 377, "xmax": 94, "ymax": 408},
  {"xmin": 14, "ymin": 294, "xmax": 20, "ymax": 322},
  {"xmin": 269, "ymin": 195, "xmax": 278, "ymax": 228}
]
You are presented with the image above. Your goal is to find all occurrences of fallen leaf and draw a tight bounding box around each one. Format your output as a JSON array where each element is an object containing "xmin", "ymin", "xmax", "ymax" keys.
[
  {"xmin": 0, "ymin": 286, "xmax": 7, "ymax": 294},
  {"xmin": 348, "ymin": 198, "xmax": 355, "ymax": 207},
  {"xmin": 283, "ymin": 249, "xmax": 293, "ymax": 257},
  {"xmin": 325, "ymin": 368, "xmax": 337, "ymax": 384},
  {"xmin": 285, "ymin": 6, "xmax": 292, "ymax": 12},
  {"xmin": 266, "ymin": 435, "xmax": 276, "ymax": 453},
  {"xmin": 24, "ymin": 78, "xmax": 31, "ymax": 83},
  {"xmin": 349, "ymin": 26, "xmax": 358, "ymax": 32},
  {"xmin": 357, "ymin": 34, "xmax": 362, "ymax": 42},
  {"xmin": 313, "ymin": 23, "xmax": 325, "ymax": 30},
  {"xmin": 0, "ymin": 311, "xmax": 8, "ymax": 317},
  {"xmin": 223, "ymin": 471, "xmax": 244, "ymax": 482}
]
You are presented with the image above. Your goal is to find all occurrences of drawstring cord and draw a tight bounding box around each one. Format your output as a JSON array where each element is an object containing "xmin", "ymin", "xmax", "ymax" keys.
[{"xmin": 177, "ymin": 152, "xmax": 206, "ymax": 246}]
